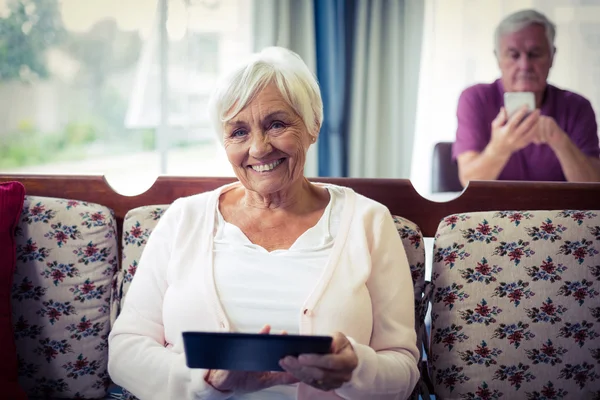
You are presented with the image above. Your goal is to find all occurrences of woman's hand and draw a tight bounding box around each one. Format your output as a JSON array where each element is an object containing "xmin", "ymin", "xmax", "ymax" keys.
[
  {"xmin": 278, "ymin": 332, "xmax": 358, "ymax": 392},
  {"xmin": 205, "ymin": 325, "xmax": 299, "ymax": 394}
]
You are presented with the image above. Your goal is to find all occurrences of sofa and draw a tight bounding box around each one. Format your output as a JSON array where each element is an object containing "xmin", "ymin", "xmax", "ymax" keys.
[{"xmin": 1, "ymin": 175, "xmax": 599, "ymax": 400}]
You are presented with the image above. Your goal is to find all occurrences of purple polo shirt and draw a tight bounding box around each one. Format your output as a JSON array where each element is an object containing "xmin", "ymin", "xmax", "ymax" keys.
[{"xmin": 453, "ymin": 79, "xmax": 600, "ymax": 181}]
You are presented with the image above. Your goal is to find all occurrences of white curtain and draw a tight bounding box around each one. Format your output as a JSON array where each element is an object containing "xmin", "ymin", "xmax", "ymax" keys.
[
  {"xmin": 411, "ymin": 0, "xmax": 600, "ymax": 197},
  {"xmin": 348, "ymin": 0, "xmax": 424, "ymax": 178},
  {"xmin": 252, "ymin": 0, "xmax": 319, "ymax": 177}
]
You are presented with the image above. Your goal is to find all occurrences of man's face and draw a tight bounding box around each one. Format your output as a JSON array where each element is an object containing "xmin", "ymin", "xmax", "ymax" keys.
[{"xmin": 497, "ymin": 24, "xmax": 554, "ymax": 95}]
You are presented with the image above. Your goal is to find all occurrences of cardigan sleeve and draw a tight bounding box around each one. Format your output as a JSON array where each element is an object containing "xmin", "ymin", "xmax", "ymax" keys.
[
  {"xmin": 107, "ymin": 199, "xmax": 232, "ymax": 400},
  {"xmin": 335, "ymin": 207, "xmax": 420, "ymax": 399}
]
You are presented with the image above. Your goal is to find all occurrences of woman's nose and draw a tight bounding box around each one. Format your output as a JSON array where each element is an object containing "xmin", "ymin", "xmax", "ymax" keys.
[{"xmin": 249, "ymin": 133, "xmax": 272, "ymax": 158}]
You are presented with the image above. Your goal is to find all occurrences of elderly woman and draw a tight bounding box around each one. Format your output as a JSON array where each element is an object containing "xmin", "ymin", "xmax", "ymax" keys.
[
  {"xmin": 108, "ymin": 46, "xmax": 419, "ymax": 399},
  {"xmin": 454, "ymin": 9, "xmax": 600, "ymax": 186}
]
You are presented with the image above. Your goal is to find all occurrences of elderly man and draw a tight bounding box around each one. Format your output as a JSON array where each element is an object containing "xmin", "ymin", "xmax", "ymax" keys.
[{"xmin": 453, "ymin": 9, "xmax": 600, "ymax": 187}]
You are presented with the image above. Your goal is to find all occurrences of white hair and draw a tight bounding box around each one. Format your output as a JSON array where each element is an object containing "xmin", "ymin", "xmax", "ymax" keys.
[
  {"xmin": 494, "ymin": 9, "xmax": 556, "ymax": 55},
  {"xmin": 207, "ymin": 46, "xmax": 323, "ymax": 143}
]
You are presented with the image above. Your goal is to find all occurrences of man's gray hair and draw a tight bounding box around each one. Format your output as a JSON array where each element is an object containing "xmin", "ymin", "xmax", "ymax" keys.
[
  {"xmin": 207, "ymin": 46, "xmax": 323, "ymax": 144},
  {"xmin": 494, "ymin": 9, "xmax": 556, "ymax": 55}
]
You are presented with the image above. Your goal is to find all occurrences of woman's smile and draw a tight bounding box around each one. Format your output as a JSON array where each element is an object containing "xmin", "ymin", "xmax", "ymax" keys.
[{"xmin": 248, "ymin": 158, "xmax": 286, "ymax": 173}]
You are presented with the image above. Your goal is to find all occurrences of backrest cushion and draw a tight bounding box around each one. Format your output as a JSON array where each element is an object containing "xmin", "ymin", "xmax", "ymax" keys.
[
  {"xmin": 393, "ymin": 216, "xmax": 430, "ymax": 342},
  {"xmin": 431, "ymin": 210, "xmax": 600, "ymax": 399},
  {"xmin": 393, "ymin": 216, "xmax": 433, "ymax": 399},
  {"xmin": 0, "ymin": 182, "xmax": 27, "ymax": 400},
  {"xmin": 116, "ymin": 206, "xmax": 430, "ymax": 399},
  {"xmin": 12, "ymin": 196, "xmax": 118, "ymax": 399},
  {"xmin": 112, "ymin": 205, "xmax": 169, "ymax": 326},
  {"xmin": 116, "ymin": 208, "xmax": 429, "ymax": 331}
]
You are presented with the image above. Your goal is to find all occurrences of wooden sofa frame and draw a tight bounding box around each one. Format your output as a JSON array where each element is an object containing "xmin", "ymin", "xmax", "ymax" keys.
[{"xmin": 1, "ymin": 175, "xmax": 599, "ymax": 240}]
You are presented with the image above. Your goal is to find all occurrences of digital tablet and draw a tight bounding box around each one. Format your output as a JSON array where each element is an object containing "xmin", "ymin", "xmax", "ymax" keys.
[{"xmin": 182, "ymin": 331, "xmax": 333, "ymax": 371}]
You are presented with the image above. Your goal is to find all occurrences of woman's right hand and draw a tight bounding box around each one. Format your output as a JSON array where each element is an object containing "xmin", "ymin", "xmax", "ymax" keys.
[{"xmin": 205, "ymin": 325, "xmax": 299, "ymax": 394}]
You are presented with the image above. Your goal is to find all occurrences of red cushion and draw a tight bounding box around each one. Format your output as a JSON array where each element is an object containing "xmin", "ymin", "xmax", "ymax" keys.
[{"xmin": 0, "ymin": 182, "xmax": 27, "ymax": 399}]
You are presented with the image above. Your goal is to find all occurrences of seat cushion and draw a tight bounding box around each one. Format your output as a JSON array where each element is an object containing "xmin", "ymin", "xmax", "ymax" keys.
[
  {"xmin": 0, "ymin": 182, "xmax": 27, "ymax": 400},
  {"xmin": 431, "ymin": 210, "xmax": 600, "ymax": 399},
  {"xmin": 12, "ymin": 196, "xmax": 118, "ymax": 399}
]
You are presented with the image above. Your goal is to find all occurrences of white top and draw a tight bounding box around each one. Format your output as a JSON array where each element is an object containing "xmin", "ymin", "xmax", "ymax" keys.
[
  {"xmin": 108, "ymin": 182, "xmax": 420, "ymax": 400},
  {"xmin": 213, "ymin": 188, "xmax": 340, "ymax": 399},
  {"xmin": 213, "ymin": 188, "xmax": 342, "ymax": 334}
]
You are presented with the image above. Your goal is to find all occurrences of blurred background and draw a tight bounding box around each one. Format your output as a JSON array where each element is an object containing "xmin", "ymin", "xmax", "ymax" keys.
[{"xmin": 0, "ymin": 0, "xmax": 599, "ymax": 196}]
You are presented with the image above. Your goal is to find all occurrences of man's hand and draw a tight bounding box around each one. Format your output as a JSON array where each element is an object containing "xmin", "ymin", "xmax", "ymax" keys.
[
  {"xmin": 530, "ymin": 115, "xmax": 600, "ymax": 182},
  {"xmin": 534, "ymin": 115, "xmax": 569, "ymax": 150},
  {"xmin": 488, "ymin": 105, "xmax": 541, "ymax": 157}
]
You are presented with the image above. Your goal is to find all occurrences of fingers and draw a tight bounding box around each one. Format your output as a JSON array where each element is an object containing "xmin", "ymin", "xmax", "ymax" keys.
[
  {"xmin": 515, "ymin": 110, "xmax": 545, "ymax": 148},
  {"xmin": 266, "ymin": 371, "xmax": 299, "ymax": 386},
  {"xmin": 503, "ymin": 109, "xmax": 540, "ymax": 150},
  {"xmin": 258, "ymin": 325, "xmax": 271, "ymax": 334},
  {"xmin": 491, "ymin": 107, "xmax": 507, "ymax": 129},
  {"xmin": 505, "ymin": 105, "xmax": 533, "ymax": 132},
  {"xmin": 297, "ymin": 353, "xmax": 353, "ymax": 370},
  {"xmin": 297, "ymin": 332, "xmax": 356, "ymax": 370},
  {"xmin": 330, "ymin": 332, "xmax": 350, "ymax": 353},
  {"xmin": 278, "ymin": 332, "xmax": 357, "ymax": 391},
  {"xmin": 514, "ymin": 109, "xmax": 540, "ymax": 135},
  {"xmin": 260, "ymin": 325, "xmax": 289, "ymax": 335},
  {"xmin": 536, "ymin": 117, "xmax": 550, "ymax": 144},
  {"xmin": 278, "ymin": 358, "xmax": 349, "ymax": 391}
]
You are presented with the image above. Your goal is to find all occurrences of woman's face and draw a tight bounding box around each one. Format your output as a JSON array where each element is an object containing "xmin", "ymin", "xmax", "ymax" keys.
[{"xmin": 222, "ymin": 83, "xmax": 313, "ymax": 196}]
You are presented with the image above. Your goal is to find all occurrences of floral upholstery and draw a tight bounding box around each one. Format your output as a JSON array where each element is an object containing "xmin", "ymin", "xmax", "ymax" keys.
[
  {"xmin": 12, "ymin": 196, "xmax": 118, "ymax": 399},
  {"xmin": 114, "ymin": 207, "xmax": 431, "ymax": 399},
  {"xmin": 112, "ymin": 205, "xmax": 168, "ymax": 327},
  {"xmin": 431, "ymin": 210, "xmax": 600, "ymax": 399},
  {"xmin": 109, "ymin": 205, "xmax": 168, "ymax": 400},
  {"xmin": 393, "ymin": 216, "xmax": 434, "ymax": 399}
]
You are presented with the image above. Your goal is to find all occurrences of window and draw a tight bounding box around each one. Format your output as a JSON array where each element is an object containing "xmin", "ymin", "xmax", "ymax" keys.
[
  {"xmin": 411, "ymin": 0, "xmax": 600, "ymax": 197},
  {"xmin": 0, "ymin": 0, "xmax": 253, "ymax": 194}
]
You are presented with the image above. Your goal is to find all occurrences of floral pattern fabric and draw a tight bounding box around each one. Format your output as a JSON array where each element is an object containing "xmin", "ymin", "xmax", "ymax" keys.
[
  {"xmin": 393, "ymin": 216, "xmax": 434, "ymax": 399},
  {"xmin": 431, "ymin": 210, "xmax": 600, "ymax": 399},
  {"xmin": 111, "ymin": 205, "xmax": 168, "ymax": 327},
  {"xmin": 11, "ymin": 196, "xmax": 118, "ymax": 399},
  {"xmin": 114, "ymin": 207, "xmax": 431, "ymax": 399}
]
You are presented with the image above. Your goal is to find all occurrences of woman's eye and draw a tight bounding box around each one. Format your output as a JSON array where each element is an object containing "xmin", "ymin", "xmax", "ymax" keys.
[
  {"xmin": 231, "ymin": 129, "xmax": 247, "ymax": 138},
  {"xmin": 270, "ymin": 121, "xmax": 285, "ymax": 130}
]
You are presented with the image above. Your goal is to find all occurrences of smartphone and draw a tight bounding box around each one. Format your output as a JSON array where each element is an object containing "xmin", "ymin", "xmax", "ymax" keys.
[{"xmin": 504, "ymin": 92, "xmax": 535, "ymax": 119}]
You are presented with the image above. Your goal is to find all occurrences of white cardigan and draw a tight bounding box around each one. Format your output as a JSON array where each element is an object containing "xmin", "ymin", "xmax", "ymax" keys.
[{"xmin": 108, "ymin": 183, "xmax": 420, "ymax": 399}]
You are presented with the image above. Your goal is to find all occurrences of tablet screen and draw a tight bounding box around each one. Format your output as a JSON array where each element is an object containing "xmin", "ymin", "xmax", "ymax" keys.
[{"xmin": 182, "ymin": 331, "xmax": 333, "ymax": 372}]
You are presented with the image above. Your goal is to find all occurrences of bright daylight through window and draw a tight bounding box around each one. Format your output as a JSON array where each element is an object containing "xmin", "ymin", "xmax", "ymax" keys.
[{"xmin": 0, "ymin": 0, "xmax": 252, "ymax": 194}]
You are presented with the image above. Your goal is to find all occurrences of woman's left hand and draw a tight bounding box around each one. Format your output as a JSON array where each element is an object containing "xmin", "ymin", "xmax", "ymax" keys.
[{"xmin": 279, "ymin": 332, "xmax": 358, "ymax": 392}]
